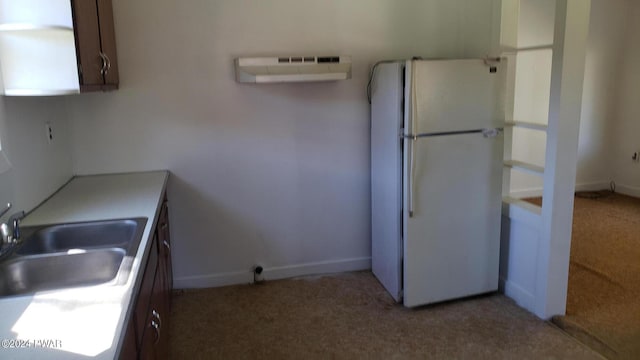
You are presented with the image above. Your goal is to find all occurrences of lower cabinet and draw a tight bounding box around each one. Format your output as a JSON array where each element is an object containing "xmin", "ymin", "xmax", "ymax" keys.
[
  {"xmin": 120, "ymin": 195, "xmax": 172, "ymax": 360},
  {"xmin": 120, "ymin": 320, "xmax": 137, "ymax": 360}
]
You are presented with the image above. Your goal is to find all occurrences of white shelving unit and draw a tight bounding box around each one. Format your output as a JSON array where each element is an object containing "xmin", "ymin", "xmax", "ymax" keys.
[
  {"xmin": 502, "ymin": 40, "xmax": 552, "ymax": 214},
  {"xmin": 0, "ymin": 0, "xmax": 80, "ymax": 95},
  {"xmin": 499, "ymin": 0, "xmax": 591, "ymax": 320}
]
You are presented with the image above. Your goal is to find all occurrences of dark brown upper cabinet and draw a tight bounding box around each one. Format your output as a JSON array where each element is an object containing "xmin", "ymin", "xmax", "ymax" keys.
[{"xmin": 71, "ymin": 0, "xmax": 119, "ymax": 92}]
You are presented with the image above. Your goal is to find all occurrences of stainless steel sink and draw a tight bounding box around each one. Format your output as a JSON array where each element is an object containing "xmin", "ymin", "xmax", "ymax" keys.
[
  {"xmin": 17, "ymin": 218, "xmax": 146, "ymax": 256},
  {"xmin": 0, "ymin": 218, "xmax": 147, "ymax": 297},
  {"xmin": 0, "ymin": 249, "xmax": 127, "ymax": 296}
]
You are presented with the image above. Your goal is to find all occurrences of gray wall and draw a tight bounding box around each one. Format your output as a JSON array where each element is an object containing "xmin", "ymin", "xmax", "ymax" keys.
[
  {"xmin": 0, "ymin": 96, "xmax": 73, "ymax": 220},
  {"xmin": 576, "ymin": 0, "xmax": 629, "ymax": 190},
  {"xmin": 67, "ymin": 0, "xmax": 500, "ymax": 287},
  {"xmin": 609, "ymin": 0, "xmax": 640, "ymax": 194}
]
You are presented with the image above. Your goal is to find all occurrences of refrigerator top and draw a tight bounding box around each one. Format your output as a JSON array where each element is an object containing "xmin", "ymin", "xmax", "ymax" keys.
[{"xmin": 405, "ymin": 58, "xmax": 506, "ymax": 135}]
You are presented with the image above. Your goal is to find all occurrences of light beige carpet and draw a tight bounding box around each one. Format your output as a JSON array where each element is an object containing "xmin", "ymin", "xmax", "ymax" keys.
[
  {"xmin": 528, "ymin": 192, "xmax": 640, "ymax": 359},
  {"xmin": 169, "ymin": 272, "xmax": 600, "ymax": 359}
]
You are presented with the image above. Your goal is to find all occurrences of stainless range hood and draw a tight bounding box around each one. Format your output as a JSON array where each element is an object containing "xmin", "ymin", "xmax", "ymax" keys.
[{"xmin": 235, "ymin": 56, "xmax": 351, "ymax": 83}]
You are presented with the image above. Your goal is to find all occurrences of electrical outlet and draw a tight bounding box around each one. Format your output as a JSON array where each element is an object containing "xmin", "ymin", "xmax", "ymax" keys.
[{"xmin": 45, "ymin": 122, "xmax": 53, "ymax": 144}]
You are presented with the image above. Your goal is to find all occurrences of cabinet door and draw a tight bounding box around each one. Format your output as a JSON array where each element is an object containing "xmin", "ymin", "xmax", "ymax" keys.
[
  {"xmin": 139, "ymin": 281, "xmax": 160, "ymax": 360},
  {"xmin": 135, "ymin": 236, "xmax": 159, "ymax": 346},
  {"xmin": 71, "ymin": 0, "xmax": 119, "ymax": 90},
  {"xmin": 158, "ymin": 201, "xmax": 173, "ymax": 302},
  {"xmin": 71, "ymin": 0, "xmax": 103, "ymax": 87},
  {"xmin": 140, "ymin": 257, "xmax": 169, "ymax": 360},
  {"xmin": 156, "ymin": 255, "xmax": 170, "ymax": 360},
  {"xmin": 97, "ymin": 0, "xmax": 119, "ymax": 86},
  {"xmin": 119, "ymin": 319, "xmax": 137, "ymax": 360}
]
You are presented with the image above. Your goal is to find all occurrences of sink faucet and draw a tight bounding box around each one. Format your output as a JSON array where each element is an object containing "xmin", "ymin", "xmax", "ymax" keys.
[
  {"xmin": 0, "ymin": 203, "xmax": 25, "ymax": 255},
  {"xmin": 0, "ymin": 202, "xmax": 11, "ymax": 219},
  {"xmin": 6, "ymin": 210, "xmax": 25, "ymax": 243}
]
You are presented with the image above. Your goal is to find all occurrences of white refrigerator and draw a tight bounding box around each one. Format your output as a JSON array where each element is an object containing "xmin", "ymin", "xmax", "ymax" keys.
[{"xmin": 371, "ymin": 59, "xmax": 505, "ymax": 307}]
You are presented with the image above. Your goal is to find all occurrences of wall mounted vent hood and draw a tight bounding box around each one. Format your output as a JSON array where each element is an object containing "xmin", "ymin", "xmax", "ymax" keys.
[{"xmin": 235, "ymin": 56, "xmax": 351, "ymax": 83}]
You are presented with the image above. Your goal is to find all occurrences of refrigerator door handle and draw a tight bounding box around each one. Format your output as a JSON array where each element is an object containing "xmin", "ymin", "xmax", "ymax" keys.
[
  {"xmin": 407, "ymin": 135, "xmax": 417, "ymax": 217},
  {"xmin": 408, "ymin": 61, "xmax": 418, "ymax": 218}
]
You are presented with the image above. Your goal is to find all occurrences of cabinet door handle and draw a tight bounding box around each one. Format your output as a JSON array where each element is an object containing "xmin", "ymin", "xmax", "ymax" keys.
[
  {"xmin": 152, "ymin": 309, "xmax": 162, "ymax": 328},
  {"xmin": 163, "ymin": 240, "xmax": 171, "ymax": 254},
  {"xmin": 151, "ymin": 320, "xmax": 160, "ymax": 344},
  {"xmin": 99, "ymin": 52, "xmax": 111, "ymax": 75},
  {"xmin": 99, "ymin": 52, "xmax": 108, "ymax": 75}
]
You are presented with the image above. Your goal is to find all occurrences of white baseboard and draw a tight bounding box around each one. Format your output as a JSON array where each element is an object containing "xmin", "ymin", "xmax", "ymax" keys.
[
  {"xmin": 174, "ymin": 270, "xmax": 253, "ymax": 288},
  {"xmin": 574, "ymin": 181, "xmax": 610, "ymax": 192},
  {"xmin": 614, "ymin": 183, "xmax": 640, "ymax": 198},
  {"xmin": 174, "ymin": 257, "xmax": 371, "ymax": 289},
  {"xmin": 499, "ymin": 277, "xmax": 535, "ymax": 313},
  {"xmin": 265, "ymin": 257, "xmax": 371, "ymax": 281}
]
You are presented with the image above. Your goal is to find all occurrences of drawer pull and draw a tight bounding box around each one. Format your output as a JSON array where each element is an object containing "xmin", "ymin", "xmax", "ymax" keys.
[
  {"xmin": 163, "ymin": 240, "xmax": 171, "ymax": 254},
  {"xmin": 99, "ymin": 52, "xmax": 111, "ymax": 75},
  {"xmin": 151, "ymin": 320, "xmax": 160, "ymax": 344},
  {"xmin": 152, "ymin": 309, "xmax": 162, "ymax": 327}
]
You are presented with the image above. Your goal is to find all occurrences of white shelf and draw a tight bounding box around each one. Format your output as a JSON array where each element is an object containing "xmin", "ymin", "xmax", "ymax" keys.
[
  {"xmin": 505, "ymin": 121, "xmax": 548, "ymax": 132},
  {"xmin": 0, "ymin": 23, "xmax": 73, "ymax": 32},
  {"xmin": 3, "ymin": 89, "xmax": 79, "ymax": 96},
  {"xmin": 0, "ymin": 0, "xmax": 79, "ymax": 96},
  {"xmin": 504, "ymin": 160, "xmax": 544, "ymax": 176},
  {"xmin": 502, "ymin": 196, "xmax": 542, "ymax": 216},
  {"xmin": 0, "ymin": 0, "xmax": 73, "ymax": 28},
  {"xmin": 515, "ymin": 44, "xmax": 553, "ymax": 52},
  {"xmin": 0, "ymin": 29, "xmax": 79, "ymax": 96},
  {"xmin": 502, "ymin": 44, "xmax": 554, "ymax": 54}
]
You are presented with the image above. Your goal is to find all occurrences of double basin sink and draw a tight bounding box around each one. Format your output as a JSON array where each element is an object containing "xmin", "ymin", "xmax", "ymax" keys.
[{"xmin": 0, "ymin": 218, "xmax": 147, "ymax": 297}]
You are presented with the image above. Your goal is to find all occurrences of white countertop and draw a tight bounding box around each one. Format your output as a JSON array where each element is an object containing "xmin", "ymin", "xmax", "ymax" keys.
[{"xmin": 0, "ymin": 171, "xmax": 168, "ymax": 360}]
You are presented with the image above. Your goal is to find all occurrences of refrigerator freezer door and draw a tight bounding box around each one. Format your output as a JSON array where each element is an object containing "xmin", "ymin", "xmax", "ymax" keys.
[
  {"xmin": 410, "ymin": 59, "xmax": 505, "ymax": 134},
  {"xmin": 402, "ymin": 132, "xmax": 503, "ymax": 307},
  {"xmin": 371, "ymin": 62, "xmax": 404, "ymax": 302}
]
